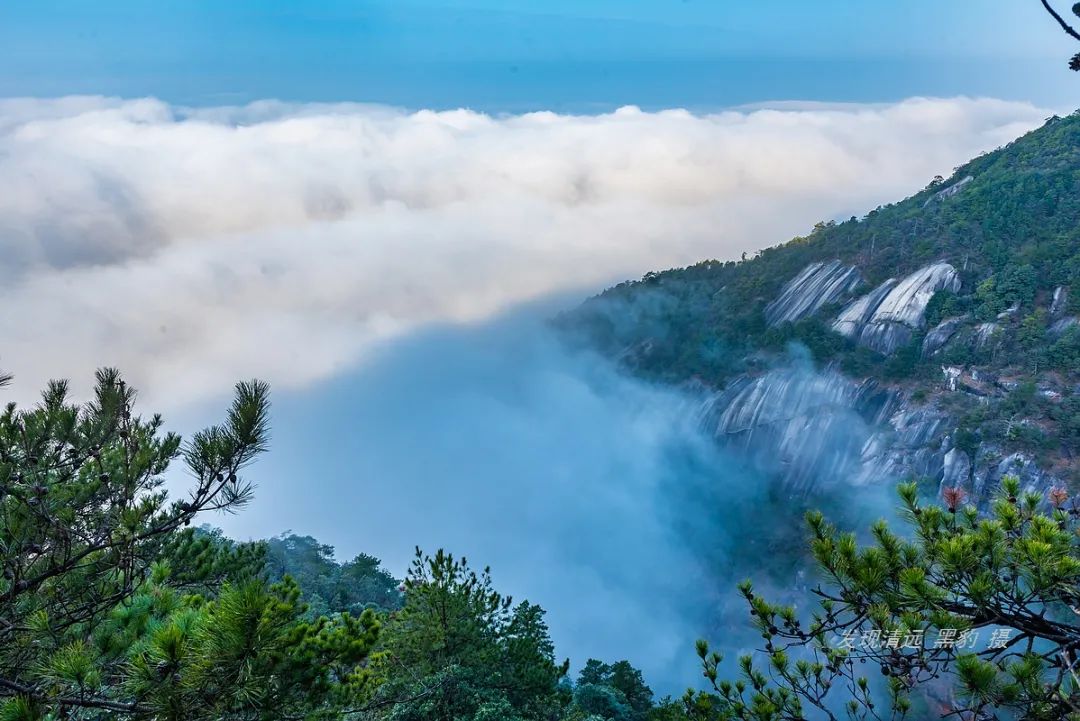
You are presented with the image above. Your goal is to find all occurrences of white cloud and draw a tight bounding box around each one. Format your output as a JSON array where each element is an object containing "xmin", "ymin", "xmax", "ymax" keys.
[{"xmin": 0, "ymin": 95, "xmax": 1048, "ymax": 406}]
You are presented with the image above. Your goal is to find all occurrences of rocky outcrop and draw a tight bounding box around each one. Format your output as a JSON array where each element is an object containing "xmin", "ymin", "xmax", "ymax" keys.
[
  {"xmin": 697, "ymin": 366, "xmax": 893, "ymax": 495},
  {"xmin": 696, "ymin": 366, "xmax": 954, "ymax": 496},
  {"xmin": 1051, "ymin": 286, "xmax": 1068, "ymax": 317},
  {"xmin": 1050, "ymin": 317, "xmax": 1078, "ymax": 337},
  {"xmin": 997, "ymin": 303, "xmax": 1020, "ymax": 320},
  {"xmin": 764, "ymin": 260, "xmax": 861, "ymax": 326},
  {"xmin": 831, "ymin": 279, "xmax": 898, "ymax": 338},
  {"xmin": 856, "ymin": 405, "xmax": 950, "ymax": 487},
  {"xmin": 972, "ymin": 450, "xmax": 1059, "ymax": 503},
  {"xmin": 922, "ymin": 316, "xmax": 966, "ymax": 358},
  {"xmin": 833, "ymin": 262, "xmax": 961, "ymax": 355},
  {"xmin": 941, "ymin": 448, "xmax": 971, "ymax": 488},
  {"xmin": 923, "ymin": 175, "xmax": 973, "ymax": 206},
  {"xmin": 696, "ymin": 364, "xmax": 1063, "ymax": 506},
  {"xmin": 974, "ymin": 322, "xmax": 1001, "ymax": 348}
]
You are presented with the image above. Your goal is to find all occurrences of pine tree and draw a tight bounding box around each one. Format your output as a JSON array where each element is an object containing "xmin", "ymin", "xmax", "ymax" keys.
[
  {"xmin": 571, "ymin": 660, "xmax": 654, "ymax": 721},
  {"xmin": 0, "ymin": 370, "xmax": 380, "ymax": 720},
  {"xmin": 691, "ymin": 476, "xmax": 1080, "ymax": 720},
  {"xmin": 371, "ymin": 548, "xmax": 568, "ymax": 721}
]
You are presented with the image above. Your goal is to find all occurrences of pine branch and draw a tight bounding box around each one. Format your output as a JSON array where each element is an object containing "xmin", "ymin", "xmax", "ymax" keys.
[
  {"xmin": 0, "ymin": 676, "xmax": 138, "ymax": 713},
  {"xmin": 1040, "ymin": 0, "xmax": 1080, "ymax": 42}
]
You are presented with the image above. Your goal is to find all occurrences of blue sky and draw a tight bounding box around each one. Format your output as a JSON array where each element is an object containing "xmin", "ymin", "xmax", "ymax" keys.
[{"xmin": 1, "ymin": 0, "xmax": 1075, "ymax": 110}]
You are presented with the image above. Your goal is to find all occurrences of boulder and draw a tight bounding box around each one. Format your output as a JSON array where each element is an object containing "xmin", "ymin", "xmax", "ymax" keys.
[
  {"xmin": 833, "ymin": 262, "xmax": 961, "ymax": 354},
  {"xmin": 922, "ymin": 316, "xmax": 966, "ymax": 358}
]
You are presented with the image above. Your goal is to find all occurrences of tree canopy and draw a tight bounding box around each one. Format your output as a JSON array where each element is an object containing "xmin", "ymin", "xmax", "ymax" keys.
[
  {"xmin": 0, "ymin": 371, "xmax": 671, "ymax": 721},
  {"xmin": 688, "ymin": 476, "xmax": 1080, "ymax": 720},
  {"xmin": 0, "ymin": 370, "xmax": 383, "ymax": 721}
]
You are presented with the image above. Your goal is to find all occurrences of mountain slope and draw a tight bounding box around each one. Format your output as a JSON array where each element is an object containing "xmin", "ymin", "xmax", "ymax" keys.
[{"xmin": 561, "ymin": 110, "xmax": 1080, "ymax": 498}]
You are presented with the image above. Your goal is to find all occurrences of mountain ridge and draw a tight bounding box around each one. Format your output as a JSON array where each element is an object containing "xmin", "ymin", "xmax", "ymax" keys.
[{"xmin": 561, "ymin": 109, "xmax": 1080, "ymax": 498}]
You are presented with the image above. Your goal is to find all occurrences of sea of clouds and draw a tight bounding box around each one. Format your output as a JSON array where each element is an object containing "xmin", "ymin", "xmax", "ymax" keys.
[
  {"xmin": 0, "ymin": 95, "xmax": 1052, "ymax": 690},
  {"xmin": 0, "ymin": 95, "xmax": 1048, "ymax": 406}
]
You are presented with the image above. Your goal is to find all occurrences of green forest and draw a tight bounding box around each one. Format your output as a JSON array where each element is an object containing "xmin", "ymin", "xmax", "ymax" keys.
[
  {"xmin": 561, "ymin": 110, "xmax": 1080, "ymax": 484},
  {"xmin": 563, "ymin": 110, "xmax": 1080, "ymax": 385}
]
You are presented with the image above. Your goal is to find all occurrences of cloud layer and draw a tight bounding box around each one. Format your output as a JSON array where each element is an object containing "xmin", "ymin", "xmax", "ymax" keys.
[
  {"xmin": 0, "ymin": 95, "xmax": 1048, "ymax": 405},
  {"xmin": 221, "ymin": 303, "xmax": 771, "ymax": 691},
  {"xmin": 0, "ymin": 95, "xmax": 1049, "ymax": 690},
  {"xmin": 217, "ymin": 301, "xmax": 901, "ymax": 692}
]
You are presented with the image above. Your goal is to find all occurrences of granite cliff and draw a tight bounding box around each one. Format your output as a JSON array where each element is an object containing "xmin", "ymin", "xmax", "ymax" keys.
[{"xmin": 562, "ymin": 112, "xmax": 1080, "ymax": 506}]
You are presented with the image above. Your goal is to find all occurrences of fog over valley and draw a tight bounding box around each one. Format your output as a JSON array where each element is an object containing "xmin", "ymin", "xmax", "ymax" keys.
[
  {"xmin": 0, "ymin": 96, "xmax": 1047, "ymax": 405},
  {"xmin": 0, "ymin": 95, "xmax": 1061, "ymax": 692}
]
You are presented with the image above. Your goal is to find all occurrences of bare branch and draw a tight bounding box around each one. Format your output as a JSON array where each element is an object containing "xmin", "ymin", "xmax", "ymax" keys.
[{"xmin": 1040, "ymin": 0, "xmax": 1080, "ymax": 42}]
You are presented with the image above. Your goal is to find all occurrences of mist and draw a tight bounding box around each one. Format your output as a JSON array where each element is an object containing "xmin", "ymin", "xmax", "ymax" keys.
[
  {"xmin": 0, "ymin": 95, "xmax": 1050, "ymax": 408},
  {"xmin": 212, "ymin": 295, "xmax": 892, "ymax": 692},
  {"xmin": 216, "ymin": 296, "xmax": 718, "ymax": 688},
  {"xmin": 0, "ymin": 95, "xmax": 1011, "ymax": 691}
]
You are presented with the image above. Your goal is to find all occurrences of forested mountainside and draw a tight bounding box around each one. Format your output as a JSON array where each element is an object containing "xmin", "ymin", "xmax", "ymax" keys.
[
  {"xmin": 562, "ymin": 110, "xmax": 1080, "ymax": 500},
  {"xmin": 190, "ymin": 528, "xmax": 404, "ymax": 616}
]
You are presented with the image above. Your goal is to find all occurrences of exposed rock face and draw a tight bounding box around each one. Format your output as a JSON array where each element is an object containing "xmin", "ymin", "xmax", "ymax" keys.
[
  {"xmin": 972, "ymin": 451, "xmax": 1058, "ymax": 502},
  {"xmin": 764, "ymin": 260, "xmax": 862, "ymax": 326},
  {"xmin": 922, "ymin": 316, "xmax": 966, "ymax": 358},
  {"xmin": 856, "ymin": 405, "xmax": 950, "ymax": 487},
  {"xmin": 694, "ymin": 262, "xmax": 1061, "ymax": 508},
  {"xmin": 697, "ymin": 366, "xmax": 892, "ymax": 495},
  {"xmin": 997, "ymin": 303, "xmax": 1020, "ymax": 320},
  {"xmin": 924, "ymin": 175, "xmax": 973, "ymax": 206},
  {"xmin": 974, "ymin": 322, "xmax": 1001, "ymax": 348},
  {"xmin": 1050, "ymin": 317, "xmax": 1078, "ymax": 337},
  {"xmin": 832, "ymin": 279, "xmax": 898, "ymax": 338},
  {"xmin": 1051, "ymin": 286, "xmax": 1069, "ymax": 317},
  {"xmin": 696, "ymin": 365, "xmax": 1062, "ymax": 505},
  {"xmin": 941, "ymin": 448, "xmax": 971, "ymax": 489},
  {"xmin": 833, "ymin": 263, "xmax": 961, "ymax": 355}
]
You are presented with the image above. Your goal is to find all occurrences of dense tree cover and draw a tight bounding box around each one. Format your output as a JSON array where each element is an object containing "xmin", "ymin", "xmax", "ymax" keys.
[
  {"xmin": 363, "ymin": 548, "xmax": 572, "ymax": 721},
  {"xmin": 686, "ymin": 476, "xmax": 1080, "ymax": 720},
  {"xmin": 18, "ymin": 368, "xmax": 1080, "ymax": 720},
  {"xmin": 559, "ymin": 109, "xmax": 1080, "ymax": 478},
  {"xmin": 562, "ymin": 111, "xmax": 1080, "ymax": 388},
  {"xmin": 264, "ymin": 533, "xmax": 402, "ymax": 616},
  {"xmin": 0, "ymin": 370, "xmax": 383, "ymax": 721},
  {"xmin": 572, "ymin": 659, "xmax": 655, "ymax": 721},
  {"xmin": 363, "ymin": 549, "xmax": 683, "ymax": 721},
  {"xmin": 0, "ymin": 371, "xmax": 678, "ymax": 721}
]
